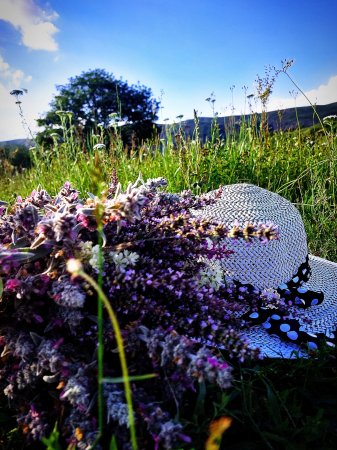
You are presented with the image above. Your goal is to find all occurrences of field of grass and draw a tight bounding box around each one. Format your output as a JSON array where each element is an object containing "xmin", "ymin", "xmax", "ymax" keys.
[
  {"xmin": 1, "ymin": 113, "xmax": 336, "ymax": 260},
  {"xmin": 0, "ymin": 110, "xmax": 337, "ymax": 450}
]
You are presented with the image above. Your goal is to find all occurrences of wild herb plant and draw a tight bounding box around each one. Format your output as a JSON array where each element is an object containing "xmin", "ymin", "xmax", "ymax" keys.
[
  {"xmin": 0, "ymin": 172, "xmax": 281, "ymax": 449},
  {"xmin": 10, "ymin": 89, "xmax": 37, "ymax": 146}
]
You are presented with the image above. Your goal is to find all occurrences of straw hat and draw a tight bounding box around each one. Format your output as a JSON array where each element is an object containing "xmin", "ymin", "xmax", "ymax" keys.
[{"xmin": 193, "ymin": 184, "xmax": 337, "ymax": 358}]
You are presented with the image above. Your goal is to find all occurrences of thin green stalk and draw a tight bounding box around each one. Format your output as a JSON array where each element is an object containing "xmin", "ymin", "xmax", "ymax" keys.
[
  {"xmin": 294, "ymin": 104, "xmax": 301, "ymax": 144},
  {"xmin": 73, "ymin": 267, "xmax": 137, "ymax": 450},
  {"xmin": 282, "ymin": 70, "xmax": 329, "ymax": 140},
  {"xmin": 97, "ymin": 226, "xmax": 104, "ymax": 438}
]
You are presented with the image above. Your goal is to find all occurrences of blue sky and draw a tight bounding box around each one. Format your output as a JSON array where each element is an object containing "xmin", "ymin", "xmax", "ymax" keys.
[{"xmin": 1, "ymin": 0, "xmax": 337, "ymax": 140}]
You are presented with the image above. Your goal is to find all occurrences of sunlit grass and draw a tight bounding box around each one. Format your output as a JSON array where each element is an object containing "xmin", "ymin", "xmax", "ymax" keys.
[
  {"xmin": 0, "ymin": 104, "xmax": 337, "ymax": 449},
  {"xmin": 1, "ymin": 115, "xmax": 336, "ymax": 261}
]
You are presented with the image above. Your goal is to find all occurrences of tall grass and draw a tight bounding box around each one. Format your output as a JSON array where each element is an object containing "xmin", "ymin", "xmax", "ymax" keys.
[
  {"xmin": 1, "ymin": 111, "xmax": 336, "ymax": 260},
  {"xmin": 1, "ymin": 98, "xmax": 337, "ymax": 449}
]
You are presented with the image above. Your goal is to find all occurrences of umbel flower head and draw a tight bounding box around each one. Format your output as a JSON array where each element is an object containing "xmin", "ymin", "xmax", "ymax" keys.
[{"xmin": 0, "ymin": 174, "xmax": 277, "ymax": 449}]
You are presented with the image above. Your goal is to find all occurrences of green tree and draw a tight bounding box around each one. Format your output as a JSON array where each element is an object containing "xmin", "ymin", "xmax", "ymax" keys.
[
  {"xmin": 37, "ymin": 68, "xmax": 159, "ymax": 145},
  {"xmin": 0, "ymin": 145, "xmax": 32, "ymax": 174}
]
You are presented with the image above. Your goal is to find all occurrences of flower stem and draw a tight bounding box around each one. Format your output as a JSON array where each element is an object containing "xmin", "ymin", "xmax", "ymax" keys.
[
  {"xmin": 97, "ymin": 228, "xmax": 104, "ymax": 439},
  {"xmin": 282, "ymin": 70, "xmax": 328, "ymax": 139},
  {"xmin": 77, "ymin": 269, "xmax": 137, "ymax": 450}
]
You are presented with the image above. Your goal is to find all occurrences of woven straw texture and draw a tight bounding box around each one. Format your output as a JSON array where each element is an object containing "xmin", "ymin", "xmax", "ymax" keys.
[
  {"xmin": 193, "ymin": 184, "xmax": 337, "ymax": 358},
  {"xmin": 193, "ymin": 183, "xmax": 308, "ymax": 290}
]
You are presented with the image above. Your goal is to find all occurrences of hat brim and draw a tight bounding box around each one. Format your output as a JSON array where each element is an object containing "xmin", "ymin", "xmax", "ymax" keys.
[{"xmin": 242, "ymin": 255, "xmax": 337, "ymax": 358}]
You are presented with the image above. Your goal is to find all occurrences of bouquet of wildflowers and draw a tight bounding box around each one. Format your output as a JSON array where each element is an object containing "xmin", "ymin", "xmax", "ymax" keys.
[{"xmin": 0, "ymin": 174, "xmax": 277, "ymax": 449}]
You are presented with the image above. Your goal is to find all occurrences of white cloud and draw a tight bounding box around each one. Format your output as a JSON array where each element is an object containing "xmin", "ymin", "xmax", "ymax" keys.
[
  {"xmin": 267, "ymin": 75, "xmax": 337, "ymax": 111},
  {"xmin": 301, "ymin": 75, "xmax": 337, "ymax": 105},
  {"xmin": 0, "ymin": 55, "xmax": 32, "ymax": 87},
  {"xmin": 0, "ymin": 0, "xmax": 59, "ymax": 51},
  {"xmin": 0, "ymin": 59, "xmax": 10, "ymax": 77}
]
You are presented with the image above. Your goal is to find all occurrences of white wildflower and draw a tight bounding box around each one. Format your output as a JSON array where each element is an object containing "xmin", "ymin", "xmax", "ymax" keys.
[
  {"xmin": 4, "ymin": 384, "xmax": 14, "ymax": 399},
  {"xmin": 109, "ymin": 249, "xmax": 139, "ymax": 270},
  {"xmin": 89, "ymin": 244, "xmax": 102, "ymax": 271},
  {"xmin": 76, "ymin": 241, "xmax": 93, "ymax": 263},
  {"xmin": 198, "ymin": 264, "xmax": 224, "ymax": 291},
  {"xmin": 93, "ymin": 143, "xmax": 106, "ymax": 151},
  {"xmin": 323, "ymin": 114, "xmax": 337, "ymax": 121}
]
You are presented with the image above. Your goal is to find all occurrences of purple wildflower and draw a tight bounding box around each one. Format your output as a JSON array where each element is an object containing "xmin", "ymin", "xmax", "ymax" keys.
[{"xmin": 0, "ymin": 175, "xmax": 277, "ymax": 447}]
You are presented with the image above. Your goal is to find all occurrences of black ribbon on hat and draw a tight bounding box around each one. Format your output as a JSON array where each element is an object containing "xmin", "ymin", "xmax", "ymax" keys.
[
  {"xmin": 239, "ymin": 256, "xmax": 336, "ymax": 351},
  {"xmin": 276, "ymin": 256, "xmax": 323, "ymax": 308}
]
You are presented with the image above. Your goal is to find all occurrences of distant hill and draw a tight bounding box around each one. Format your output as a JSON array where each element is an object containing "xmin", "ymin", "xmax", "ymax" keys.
[
  {"xmin": 159, "ymin": 102, "xmax": 337, "ymax": 142},
  {"xmin": 1, "ymin": 103, "xmax": 336, "ymax": 147},
  {"xmin": 0, "ymin": 138, "xmax": 34, "ymax": 150}
]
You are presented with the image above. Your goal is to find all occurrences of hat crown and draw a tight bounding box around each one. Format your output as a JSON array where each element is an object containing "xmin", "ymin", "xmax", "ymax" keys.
[{"xmin": 197, "ymin": 184, "xmax": 308, "ymax": 289}]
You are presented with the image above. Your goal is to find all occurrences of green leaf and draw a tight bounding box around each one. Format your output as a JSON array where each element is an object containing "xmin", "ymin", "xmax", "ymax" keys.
[
  {"xmin": 109, "ymin": 435, "xmax": 119, "ymax": 450},
  {"xmin": 42, "ymin": 422, "xmax": 63, "ymax": 450},
  {"xmin": 0, "ymin": 250, "xmax": 35, "ymax": 262},
  {"xmin": 0, "ymin": 277, "xmax": 3, "ymax": 299},
  {"xmin": 102, "ymin": 373, "xmax": 157, "ymax": 384},
  {"xmin": 193, "ymin": 380, "xmax": 207, "ymax": 419}
]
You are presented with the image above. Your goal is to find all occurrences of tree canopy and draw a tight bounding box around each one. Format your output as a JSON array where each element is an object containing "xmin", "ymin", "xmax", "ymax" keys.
[{"xmin": 37, "ymin": 69, "xmax": 159, "ymax": 143}]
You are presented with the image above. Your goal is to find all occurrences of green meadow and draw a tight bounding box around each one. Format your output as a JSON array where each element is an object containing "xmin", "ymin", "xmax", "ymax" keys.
[
  {"xmin": 0, "ymin": 106, "xmax": 337, "ymax": 449},
  {"xmin": 1, "ymin": 110, "xmax": 336, "ymax": 260}
]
